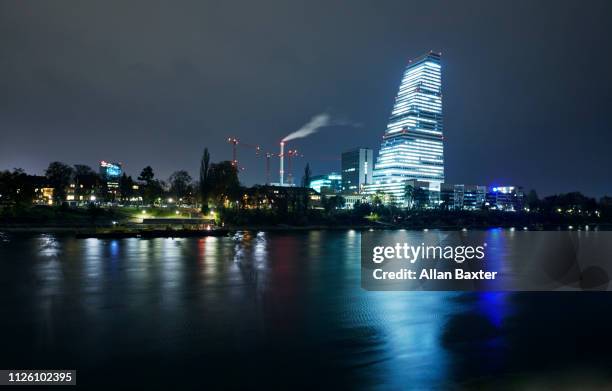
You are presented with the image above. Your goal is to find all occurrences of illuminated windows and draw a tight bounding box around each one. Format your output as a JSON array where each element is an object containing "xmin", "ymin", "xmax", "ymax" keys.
[{"xmin": 366, "ymin": 52, "xmax": 445, "ymax": 203}]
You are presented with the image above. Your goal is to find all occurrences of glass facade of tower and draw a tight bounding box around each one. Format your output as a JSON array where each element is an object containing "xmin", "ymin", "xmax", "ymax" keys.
[{"xmin": 367, "ymin": 52, "xmax": 444, "ymax": 203}]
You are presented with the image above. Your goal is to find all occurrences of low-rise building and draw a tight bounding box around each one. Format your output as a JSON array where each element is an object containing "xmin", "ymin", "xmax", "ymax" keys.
[
  {"xmin": 27, "ymin": 175, "xmax": 54, "ymax": 205},
  {"xmin": 341, "ymin": 194, "xmax": 369, "ymax": 209},
  {"xmin": 441, "ymin": 184, "xmax": 487, "ymax": 210},
  {"xmin": 309, "ymin": 173, "xmax": 342, "ymax": 193},
  {"xmin": 368, "ymin": 180, "xmax": 524, "ymax": 211},
  {"xmin": 404, "ymin": 179, "xmax": 441, "ymax": 209},
  {"xmin": 241, "ymin": 185, "xmax": 321, "ymax": 210},
  {"xmin": 485, "ymin": 186, "xmax": 524, "ymax": 211}
]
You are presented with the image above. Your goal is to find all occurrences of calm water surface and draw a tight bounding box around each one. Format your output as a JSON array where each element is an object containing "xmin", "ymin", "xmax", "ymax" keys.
[{"xmin": 0, "ymin": 230, "xmax": 611, "ymax": 389}]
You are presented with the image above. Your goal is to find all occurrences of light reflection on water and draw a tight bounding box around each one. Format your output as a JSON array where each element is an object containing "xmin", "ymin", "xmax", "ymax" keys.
[
  {"xmin": 38, "ymin": 234, "xmax": 60, "ymax": 257},
  {"xmin": 0, "ymin": 230, "xmax": 611, "ymax": 389}
]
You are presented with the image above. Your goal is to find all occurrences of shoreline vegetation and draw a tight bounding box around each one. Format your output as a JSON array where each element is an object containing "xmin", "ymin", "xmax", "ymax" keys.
[{"xmin": 1, "ymin": 205, "xmax": 611, "ymax": 234}]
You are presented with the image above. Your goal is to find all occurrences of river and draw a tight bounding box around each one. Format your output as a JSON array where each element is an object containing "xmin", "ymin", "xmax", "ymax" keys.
[{"xmin": 0, "ymin": 230, "xmax": 611, "ymax": 389}]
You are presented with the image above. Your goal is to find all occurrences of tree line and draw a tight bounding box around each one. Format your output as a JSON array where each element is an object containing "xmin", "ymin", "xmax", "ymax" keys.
[
  {"xmin": 2, "ymin": 150, "xmax": 612, "ymax": 227},
  {"xmin": 0, "ymin": 149, "xmax": 242, "ymax": 209}
]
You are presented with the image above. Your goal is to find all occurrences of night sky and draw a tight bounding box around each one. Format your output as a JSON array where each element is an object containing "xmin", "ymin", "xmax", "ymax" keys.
[{"xmin": 1, "ymin": 1, "xmax": 611, "ymax": 196}]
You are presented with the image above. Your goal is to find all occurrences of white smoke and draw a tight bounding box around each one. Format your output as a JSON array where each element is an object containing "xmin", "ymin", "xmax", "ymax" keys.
[
  {"xmin": 282, "ymin": 113, "xmax": 332, "ymax": 142},
  {"xmin": 282, "ymin": 113, "xmax": 360, "ymax": 142}
]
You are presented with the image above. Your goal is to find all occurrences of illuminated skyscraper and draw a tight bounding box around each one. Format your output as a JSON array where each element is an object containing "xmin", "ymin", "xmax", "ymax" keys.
[{"xmin": 366, "ymin": 51, "xmax": 445, "ymax": 203}]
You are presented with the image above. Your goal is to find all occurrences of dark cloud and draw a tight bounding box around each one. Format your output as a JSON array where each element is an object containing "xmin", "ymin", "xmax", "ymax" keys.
[{"xmin": 0, "ymin": 0, "xmax": 610, "ymax": 196}]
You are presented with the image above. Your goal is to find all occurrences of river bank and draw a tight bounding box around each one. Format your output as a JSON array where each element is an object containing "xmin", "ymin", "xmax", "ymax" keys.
[
  {"xmin": 2, "ymin": 222, "xmax": 610, "ymax": 235},
  {"xmin": 0, "ymin": 223, "xmax": 379, "ymax": 234}
]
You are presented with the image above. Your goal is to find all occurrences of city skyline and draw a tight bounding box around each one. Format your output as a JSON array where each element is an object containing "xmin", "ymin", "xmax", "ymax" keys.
[
  {"xmin": 1, "ymin": 1, "xmax": 611, "ymax": 197},
  {"xmin": 2, "ymin": 4, "xmax": 612, "ymax": 389}
]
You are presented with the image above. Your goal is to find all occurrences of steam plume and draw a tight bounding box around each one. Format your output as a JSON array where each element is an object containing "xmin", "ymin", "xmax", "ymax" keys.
[{"xmin": 282, "ymin": 113, "xmax": 332, "ymax": 142}]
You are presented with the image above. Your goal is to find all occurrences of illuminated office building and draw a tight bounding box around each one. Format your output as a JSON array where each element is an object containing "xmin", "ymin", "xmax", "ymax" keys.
[
  {"xmin": 367, "ymin": 52, "xmax": 445, "ymax": 204},
  {"xmin": 485, "ymin": 186, "xmax": 524, "ymax": 211},
  {"xmin": 440, "ymin": 184, "xmax": 487, "ymax": 210},
  {"xmin": 341, "ymin": 148, "xmax": 373, "ymax": 193},
  {"xmin": 99, "ymin": 161, "xmax": 122, "ymax": 201},
  {"xmin": 309, "ymin": 172, "xmax": 342, "ymax": 193}
]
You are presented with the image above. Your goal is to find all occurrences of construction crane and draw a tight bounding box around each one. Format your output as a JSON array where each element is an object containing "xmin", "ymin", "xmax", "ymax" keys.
[
  {"xmin": 227, "ymin": 137, "xmax": 239, "ymax": 167},
  {"xmin": 226, "ymin": 137, "xmax": 261, "ymax": 170},
  {"xmin": 226, "ymin": 137, "xmax": 304, "ymax": 185},
  {"xmin": 286, "ymin": 149, "xmax": 303, "ymax": 186},
  {"xmin": 265, "ymin": 152, "xmax": 275, "ymax": 185}
]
